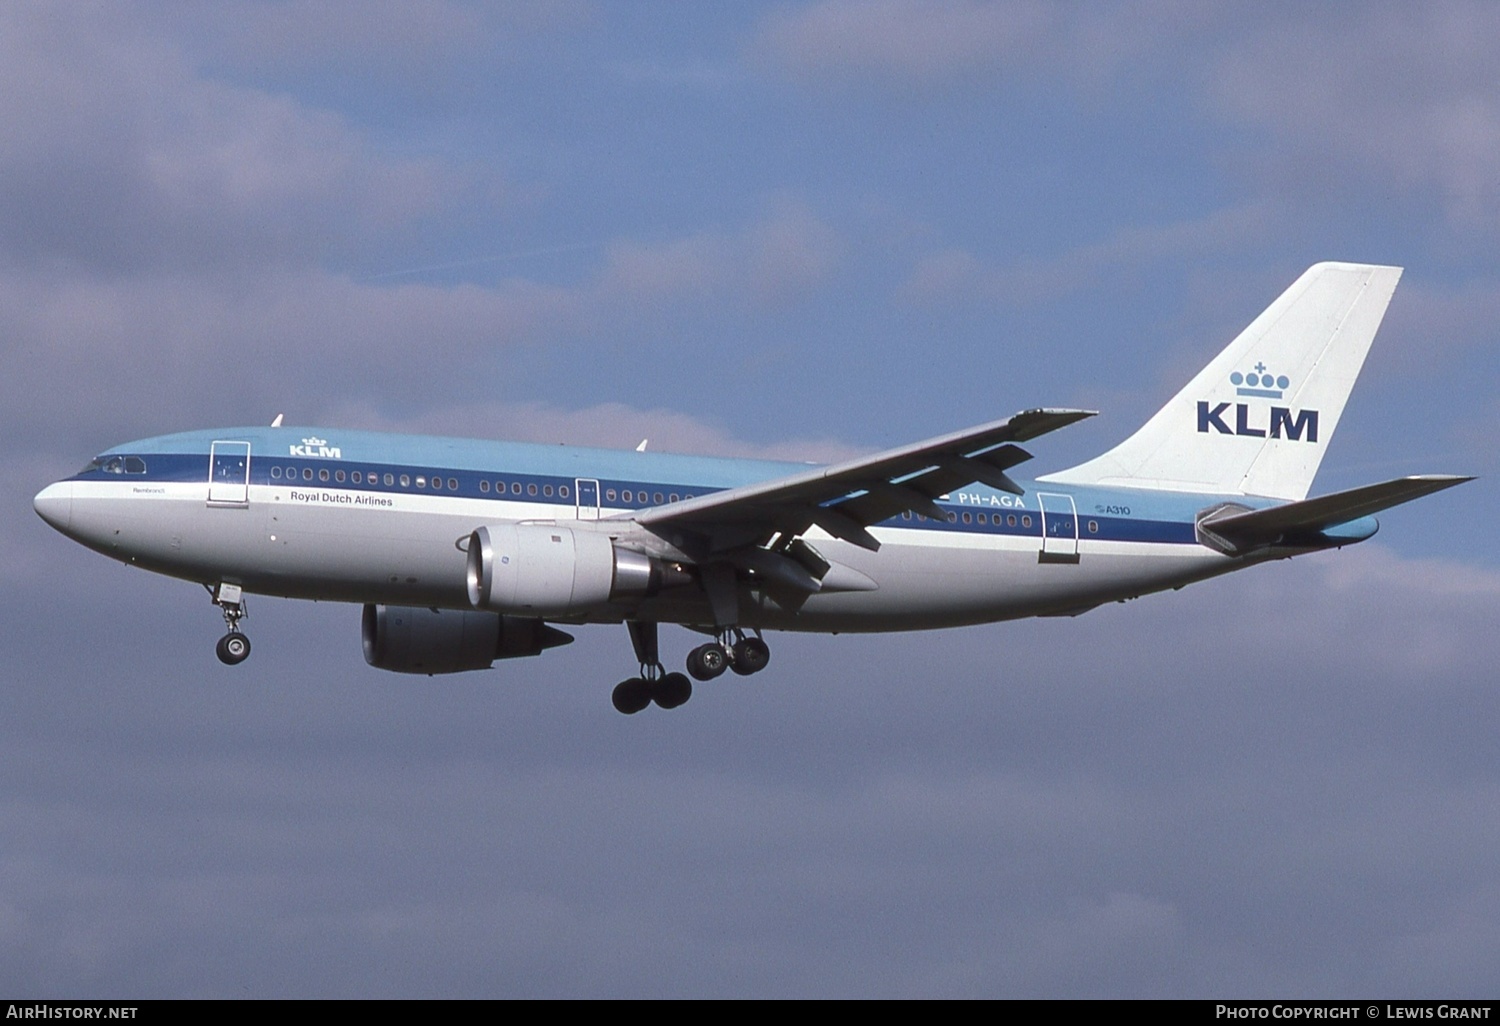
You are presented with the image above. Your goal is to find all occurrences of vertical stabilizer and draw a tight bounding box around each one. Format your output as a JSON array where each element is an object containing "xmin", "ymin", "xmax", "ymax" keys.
[{"xmin": 1039, "ymin": 262, "xmax": 1402, "ymax": 500}]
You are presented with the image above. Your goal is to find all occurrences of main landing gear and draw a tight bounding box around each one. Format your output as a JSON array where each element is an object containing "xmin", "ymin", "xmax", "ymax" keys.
[
  {"xmin": 208, "ymin": 582, "xmax": 251, "ymax": 666},
  {"xmin": 613, "ymin": 623, "xmax": 771, "ymax": 714}
]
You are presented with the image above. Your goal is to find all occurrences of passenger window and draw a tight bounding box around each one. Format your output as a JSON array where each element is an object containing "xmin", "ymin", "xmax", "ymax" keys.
[
  {"xmin": 319, "ymin": 468, "xmax": 329, "ymax": 482},
  {"xmin": 560, "ymin": 485, "xmax": 570, "ymax": 499},
  {"xmin": 606, "ymin": 489, "xmax": 617, "ymax": 501},
  {"xmin": 352, "ymin": 471, "xmax": 362, "ymax": 484},
  {"xmin": 669, "ymin": 493, "xmax": 679, "ymax": 502},
  {"xmin": 1022, "ymin": 515, "xmax": 1032, "ymax": 528},
  {"xmin": 480, "ymin": 480, "xmax": 490, "ymax": 493},
  {"xmin": 1007, "ymin": 514, "xmax": 1016, "ymax": 527},
  {"xmin": 400, "ymin": 475, "xmax": 410, "ymax": 487},
  {"xmin": 511, "ymin": 482, "xmax": 521, "ymax": 495},
  {"xmin": 543, "ymin": 485, "xmax": 553, "ymax": 497},
  {"xmin": 622, "ymin": 490, "xmax": 632, "ymax": 503},
  {"xmin": 383, "ymin": 473, "xmax": 394, "ymax": 486},
  {"xmin": 527, "ymin": 483, "xmax": 537, "ymax": 496},
  {"xmin": 654, "ymin": 492, "xmax": 663, "ymax": 504},
  {"xmin": 448, "ymin": 478, "xmax": 458, "ymax": 491},
  {"xmin": 271, "ymin": 466, "xmax": 282, "ymax": 479},
  {"xmin": 962, "ymin": 512, "xmax": 972, "ymax": 524},
  {"xmin": 1088, "ymin": 520, "xmax": 1099, "ymax": 534},
  {"xmin": 335, "ymin": 470, "xmax": 345, "ymax": 483},
  {"xmin": 417, "ymin": 476, "xmax": 428, "ymax": 488},
  {"xmin": 303, "ymin": 468, "xmax": 313, "ymax": 481}
]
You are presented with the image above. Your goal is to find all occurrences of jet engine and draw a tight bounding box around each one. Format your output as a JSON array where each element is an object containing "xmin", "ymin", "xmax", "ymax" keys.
[
  {"xmin": 361, "ymin": 603, "xmax": 573, "ymax": 675},
  {"xmin": 465, "ymin": 523, "xmax": 681, "ymax": 617}
]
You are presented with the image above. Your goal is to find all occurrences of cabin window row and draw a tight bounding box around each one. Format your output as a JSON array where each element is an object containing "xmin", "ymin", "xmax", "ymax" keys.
[
  {"xmin": 271, "ymin": 466, "xmax": 412, "ymax": 488},
  {"xmin": 896, "ymin": 511, "xmax": 1103, "ymax": 534},
  {"xmin": 269, "ymin": 465, "xmax": 588, "ymax": 501},
  {"xmin": 901, "ymin": 510, "xmax": 1035, "ymax": 528},
  {"xmin": 604, "ymin": 489, "xmax": 688, "ymax": 505},
  {"xmin": 478, "ymin": 480, "xmax": 571, "ymax": 499}
]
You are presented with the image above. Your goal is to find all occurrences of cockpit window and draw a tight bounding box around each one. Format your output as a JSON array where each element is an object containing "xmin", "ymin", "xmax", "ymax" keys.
[{"xmin": 91, "ymin": 455, "xmax": 148, "ymax": 475}]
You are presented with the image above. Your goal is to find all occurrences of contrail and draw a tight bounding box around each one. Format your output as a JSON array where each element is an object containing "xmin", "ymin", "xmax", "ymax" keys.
[{"xmin": 358, "ymin": 240, "xmax": 602, "ymax": 282}]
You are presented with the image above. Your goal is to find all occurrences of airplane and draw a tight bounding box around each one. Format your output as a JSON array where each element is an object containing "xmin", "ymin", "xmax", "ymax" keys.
[{"xmin": 33, "ymin": 262, "xmax": 1471, "ymax": 714}]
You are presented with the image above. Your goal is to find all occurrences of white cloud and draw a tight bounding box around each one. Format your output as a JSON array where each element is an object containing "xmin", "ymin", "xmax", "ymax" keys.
[
  {"xmin": 756, "ymin": 0, "xmax": 1219, "ymax": 90},
  {"xmin": 900, "ymin": 203, "xmax": 1269, "ymax": 306},
  {"xmin": 759, "ymin": 0, "xmax": 1056, "ymax": 82},
  {"xmin": 0, "ymin": 4, "xmax": 461, "ymax": 275},
  {"xmin": 314, "ymin": 398, "xmax": 866, "ymax": 464},
  {"xmin": 173, "ymin": 0, "xmax": 597, "ymax": 73},
  {"xmin": 1210, "ymin": 2, "xmax": 1500, "ymax": 229}
]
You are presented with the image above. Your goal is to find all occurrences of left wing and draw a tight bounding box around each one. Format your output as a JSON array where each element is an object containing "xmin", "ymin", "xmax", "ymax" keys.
[{"xmin": 629, "ymin": 408, "xmax": 1094, "ymax": 558}]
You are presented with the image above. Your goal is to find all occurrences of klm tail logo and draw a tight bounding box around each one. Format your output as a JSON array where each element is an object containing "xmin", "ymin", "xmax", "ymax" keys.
[{"xmin": 1197, "ymin": 364, "xmax": 1319, "ymax": 442}]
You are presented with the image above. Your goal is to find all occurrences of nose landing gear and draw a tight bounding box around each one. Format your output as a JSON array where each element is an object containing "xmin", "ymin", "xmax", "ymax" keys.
[
  {"xmin": 209, "ymin": 582, "xmax": 251, "ymax": 666},
  {"xmin": 216, "ymin": 631, "xmax": 251, "ymax": 665}
]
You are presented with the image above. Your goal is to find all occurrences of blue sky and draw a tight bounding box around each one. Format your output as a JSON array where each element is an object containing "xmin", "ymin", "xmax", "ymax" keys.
[{"xmin": 2, "ymin": 2, "xmax": 1497, "ymax": 997}]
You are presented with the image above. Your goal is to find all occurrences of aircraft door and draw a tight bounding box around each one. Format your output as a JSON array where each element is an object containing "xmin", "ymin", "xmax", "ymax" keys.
[
  {"xmin": 1037, "ymin": 492, "xmax": 1080, "ymax": 564},
  {"xmin": 208, "ymin": 441, "xmax": 251, "ymax": 507},
  {"xmin": 575, "ymin": 478, "xmax": 600, "ymax": 521}
]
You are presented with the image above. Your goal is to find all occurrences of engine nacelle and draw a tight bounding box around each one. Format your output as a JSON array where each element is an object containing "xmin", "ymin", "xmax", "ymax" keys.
[
  {"xmin": 361, "ymin": 604, "xmax": 573, "ymax": 675},
  {"xmin": 465, "ymin": 523, "xmax": 670, "ymax": 616}
]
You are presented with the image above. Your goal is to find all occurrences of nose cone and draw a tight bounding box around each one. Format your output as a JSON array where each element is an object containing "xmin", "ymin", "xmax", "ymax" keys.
[{"xmin": 33, "ymin": 481, "xmax": 74, "ymax": 533}]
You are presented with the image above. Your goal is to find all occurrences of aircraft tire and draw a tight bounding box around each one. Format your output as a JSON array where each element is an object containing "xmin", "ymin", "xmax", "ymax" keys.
[
  {"xmin": 654, "ymin": 672, "xmax": 692, "ymax": 709},
  {"xmin": 611, "ymin": 677, "xmax": 651, "ymax": 715},
  {"xmin": 686, "ymin": 642, "xmax": 727, "ymax": 681},
  {"xmin": 216, "ymin": 632, "xmax": 251, "ymax": 666},
  {"xmin": 730, "ymin": 637, "xmax": 770, "ymax": 676}
]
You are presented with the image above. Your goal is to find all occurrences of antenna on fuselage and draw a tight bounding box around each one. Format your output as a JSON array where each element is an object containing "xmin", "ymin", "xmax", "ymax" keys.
[
  {"xmin": 271, "ymin": 414, "xmax": 284, "ymax": 427},
  {"xmin": 636, "ymin": 439, "xmax": 648, "ymax": 452}
]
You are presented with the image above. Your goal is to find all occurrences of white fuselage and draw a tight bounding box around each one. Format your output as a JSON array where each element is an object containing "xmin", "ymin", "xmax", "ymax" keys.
[{"xmin": 34, "ymin": 426, "xmax": 1260, "ymax": 635}]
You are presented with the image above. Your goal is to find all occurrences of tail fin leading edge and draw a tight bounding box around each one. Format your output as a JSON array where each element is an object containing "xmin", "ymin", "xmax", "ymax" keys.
[{"xmin": 1040, "ymin": 262, "xmax": 1403, "ymax": 500}]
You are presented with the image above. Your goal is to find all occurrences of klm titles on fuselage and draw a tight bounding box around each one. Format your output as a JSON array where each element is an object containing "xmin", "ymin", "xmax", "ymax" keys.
[
  {"xmin": 1197, "ymin": 366, "xmax": 1318, "ymax": 442},
  {"xmin": 289, "ymin": 436, "xmax": 342, "ymax": 459}
]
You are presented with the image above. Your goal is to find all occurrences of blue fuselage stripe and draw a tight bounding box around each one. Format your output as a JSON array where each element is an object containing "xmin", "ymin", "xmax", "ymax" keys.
[{"xmin": 73, "ymin": 450, "xmax": 1203, "ymax": 546}]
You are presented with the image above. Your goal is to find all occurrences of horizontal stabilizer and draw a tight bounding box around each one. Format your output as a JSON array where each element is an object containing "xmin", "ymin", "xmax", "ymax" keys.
[{"xmin": 1196, "ymin": 474, "xmax": 1472, "ymax": 555}]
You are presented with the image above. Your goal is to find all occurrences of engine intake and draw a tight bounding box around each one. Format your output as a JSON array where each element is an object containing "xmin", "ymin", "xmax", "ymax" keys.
[
  {"xmin": 465, "ymin": 523, "xmax": 674, "ymax": 616},
  {"xmin": 362, "ymin": 604, "xmax": 572, "ymax": 675}
]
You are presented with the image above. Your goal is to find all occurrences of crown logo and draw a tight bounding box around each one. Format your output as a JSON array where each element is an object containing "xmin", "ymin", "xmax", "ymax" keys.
[
  {"xmin": 1230, "ymin": 363, "xmax": 1289, "ymax": 399},
  {"xmin": 302, "ymin": 436, "xmax": 327, "ymax": 447}
]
